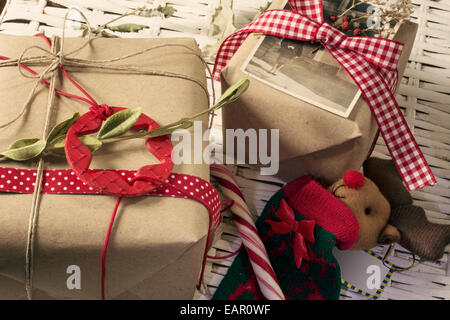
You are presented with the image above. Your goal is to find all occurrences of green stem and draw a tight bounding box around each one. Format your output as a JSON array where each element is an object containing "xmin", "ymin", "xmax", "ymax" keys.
[
  {"xmin": 100, "ymin": 11, "xmax": 136, "ymax": 30},
  {"xmin": 77, "ymin": 78, "xmax": 249, "ymax": 146},
  {"xmin": 99, "ymin": 120, "xmax": 192, "ymax": 144},
  {"xmin": 98, "ymin": 131, "xmax": 148, "ymax": 144},
  {"xmin": 1, "ymin": 78, "xmax": 249, "ymax": 161}
]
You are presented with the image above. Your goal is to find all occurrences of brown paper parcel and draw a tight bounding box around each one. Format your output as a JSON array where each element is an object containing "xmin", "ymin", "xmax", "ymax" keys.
[
  {"xmin": 0, "ymin": 35, "xmax": 211, "ymax": 299},
  {"xmin": 221, "ymin": 0, "xmax": 418, "ymax": 184}
]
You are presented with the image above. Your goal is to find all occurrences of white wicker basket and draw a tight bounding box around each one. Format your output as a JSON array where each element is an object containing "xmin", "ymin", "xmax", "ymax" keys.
[{"xmin": 0, "ymin": 0, "xmax": 448, "ymax": 300}]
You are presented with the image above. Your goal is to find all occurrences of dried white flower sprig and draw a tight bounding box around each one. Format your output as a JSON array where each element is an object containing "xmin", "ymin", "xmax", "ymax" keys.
[
  {"xmin": 328, "ymin": 0, "xmax": 414, "ymax": 38},
  {"xmin": 81, "ymin": 5, "xmax": 177, "ymax": 37},
  {"xmin": 372, "ymin": 0, "xmax": 415, "ymax": 37}
]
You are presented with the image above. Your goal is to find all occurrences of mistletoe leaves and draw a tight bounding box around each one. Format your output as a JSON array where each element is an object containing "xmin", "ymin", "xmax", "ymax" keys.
[
  {"xmin": 0, "ymin": 112, "xmax": 80, "ymax": 161},
  {"xmin": 0, "ymin": 108, "xmax": 143, "ymax": 161},
  {"xmin": 78, "ymin": 136, "xmax": 103, "ymax": 153},
  {"xmin": 47, "ymin": 113, "xmax": 80, "ymax": 145},
  {"xmin": 138, "ymin": 78, "xmax": 250, "ymax": 139},
  {"xmin": 214, "ymin": 77, "xmax": 249, "ymax": 109},
  {"xmin": 47, "ymin": 135, "xmax": 102, "ymax": 155},
  {"xmin": 97, "ymin": 107, "xmax": 142, "ymax": 139},
  {"xmin": 0, "ymin": 138, "xmax": 46, "ymax": 161},
  {"xmin": 0, "ymin": 78, "xmax": 249, "ymax": 163},
  {"xmin": 0, "ymin": 113, "xmax": 89, "ymax": 161}
]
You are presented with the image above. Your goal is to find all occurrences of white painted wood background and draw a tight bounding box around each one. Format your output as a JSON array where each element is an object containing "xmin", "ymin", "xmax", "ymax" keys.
[{"xmin": 0, "ymin": 0, "xmax": 448, "ymax": 300}]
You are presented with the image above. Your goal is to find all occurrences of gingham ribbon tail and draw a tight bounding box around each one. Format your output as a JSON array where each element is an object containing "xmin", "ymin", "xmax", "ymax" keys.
[{"xmin": 213, "ymin": 0, "xmax": 436, "ymax": 191}]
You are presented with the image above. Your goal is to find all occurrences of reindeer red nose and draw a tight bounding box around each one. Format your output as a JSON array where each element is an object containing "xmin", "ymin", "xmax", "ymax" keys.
[{"xmin": 343, "ymin": 170, "xmax": 365, "ymax": 189}]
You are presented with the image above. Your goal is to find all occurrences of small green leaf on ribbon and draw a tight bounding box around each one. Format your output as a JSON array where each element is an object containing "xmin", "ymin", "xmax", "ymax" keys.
[
  {"xmin": 47, "ymin": 135, "xmax": 102, "ymax": 155},
  {"xmin": 1, "ymin": 138, "xmax": 46, "ymax": 161},
  {"xmin": 46, "ymin": 135, "xmax": 66, "ymax": 154},
  {"xmin": 47, "ymin": 113, "xmax": 80, "ymax": 145},
  {"xmin": 97, "ymin": 107, "xmax": 143, "ymax": 140}
]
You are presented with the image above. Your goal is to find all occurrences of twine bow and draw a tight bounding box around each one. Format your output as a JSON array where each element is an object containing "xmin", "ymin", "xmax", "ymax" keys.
[
  {"xmin": 267, "ymin": 199, "xmax": 315, "ymax": 269},
  {"xmin": 213, "ymin": 0, "xmax": 436, "ymax": 191}
]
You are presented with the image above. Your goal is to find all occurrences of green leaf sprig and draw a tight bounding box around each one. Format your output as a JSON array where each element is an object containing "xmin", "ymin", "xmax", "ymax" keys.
[
  {"xmin": 0, "ymin": 78, "xmax": 249, "ymax": 162},
  {"xmin": 1, "ymin": 139, "xmax": 47, "ymax": 161},
  {"xmin": 97, "ymin": 107, "xmax": 142, "ymax": 139}
]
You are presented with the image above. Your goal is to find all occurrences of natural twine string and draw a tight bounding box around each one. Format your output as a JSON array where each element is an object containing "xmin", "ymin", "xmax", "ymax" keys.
[
  {"xmin": 0, "ymin": 7, "xmax": 216, "ymax": 299},
  {"xmin": 24, "ymin": 36, "xmax": 60, "ymax": 300}
]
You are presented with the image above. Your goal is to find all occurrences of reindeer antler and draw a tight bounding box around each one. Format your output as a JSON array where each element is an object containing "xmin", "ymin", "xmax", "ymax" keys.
[
  {"xmin": 363, "ymin": 158, "xmax": 412, "ymax": 208},
  {"xmin": 364, "ymin": 158, "xmax": 450, "ymax": 261},
  {"xmin": 390, "ymin": 205, "xmax": 450, "ymax": 261}
]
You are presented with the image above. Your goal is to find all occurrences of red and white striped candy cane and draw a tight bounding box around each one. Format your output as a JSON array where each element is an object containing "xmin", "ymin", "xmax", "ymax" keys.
[{"xmin": 210, "ymin": 164, "xmax": 285, "ymax": 300}]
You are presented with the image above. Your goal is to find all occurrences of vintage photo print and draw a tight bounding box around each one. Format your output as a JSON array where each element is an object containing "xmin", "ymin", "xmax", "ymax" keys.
[{"xmin": 241, "ymin": 0, "xmax": 362, "ymax": 118}]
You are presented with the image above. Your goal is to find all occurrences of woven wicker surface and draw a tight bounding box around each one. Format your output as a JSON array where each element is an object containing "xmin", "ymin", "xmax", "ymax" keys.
[{"xmin": 0, "ymin": 0, "xmax": 448, "ymax": 300}]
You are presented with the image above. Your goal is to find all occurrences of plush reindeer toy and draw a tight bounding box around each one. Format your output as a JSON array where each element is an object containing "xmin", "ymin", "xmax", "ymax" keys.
[{"xmin": 213, "ymin": 158, "xmax": 450, "ymax": 300}]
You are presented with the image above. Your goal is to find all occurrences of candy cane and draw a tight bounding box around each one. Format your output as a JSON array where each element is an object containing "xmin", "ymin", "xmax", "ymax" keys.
[{"xmin": 210, "ymin": 164, "xmax": 285, "ymax": 300}]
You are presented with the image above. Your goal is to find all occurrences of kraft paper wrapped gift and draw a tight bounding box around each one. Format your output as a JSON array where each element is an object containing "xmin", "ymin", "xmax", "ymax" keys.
[
  {"xmin": 220, "ymin": 0, "xmax": 418, "ymax": 184},
  {"xmin": 0, "ymin": 35, "xmax": 212, "ymax": 299}
]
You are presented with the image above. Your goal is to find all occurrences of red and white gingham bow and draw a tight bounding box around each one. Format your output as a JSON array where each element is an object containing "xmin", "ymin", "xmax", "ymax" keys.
[{"xmin": 213, "ymin": 0, "xmax": 436, "ymax": 191}]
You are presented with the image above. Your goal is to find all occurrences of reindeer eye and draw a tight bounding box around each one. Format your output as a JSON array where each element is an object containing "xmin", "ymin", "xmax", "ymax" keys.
[{"xmin": 365, "ymin": 207, "xmax": 372, "ymax": 215}]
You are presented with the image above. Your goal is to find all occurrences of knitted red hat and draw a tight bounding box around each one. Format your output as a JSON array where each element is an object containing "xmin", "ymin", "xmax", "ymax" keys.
[{"xmin": 283, "ymin": 176, "xmax": 359, "ymax": 250}]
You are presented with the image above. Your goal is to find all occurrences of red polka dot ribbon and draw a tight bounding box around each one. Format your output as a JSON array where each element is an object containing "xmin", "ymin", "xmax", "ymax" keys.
[
  {"xmin": 0, "ymin": 167, "xmax": 221, "ymax": 229},
  {"xmin": 0, "ymin": 166, "xmax": 222, "ymax": 300},
  {"xmin": 213, "ymin": 0, "xmax": 436, "ymax": 191}
]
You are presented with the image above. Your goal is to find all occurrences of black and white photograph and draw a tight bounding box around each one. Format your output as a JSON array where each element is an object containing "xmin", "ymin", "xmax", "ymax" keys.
[{"xmin": 241, "ymin": 0, "xmax": 362, "ymax": 118}]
